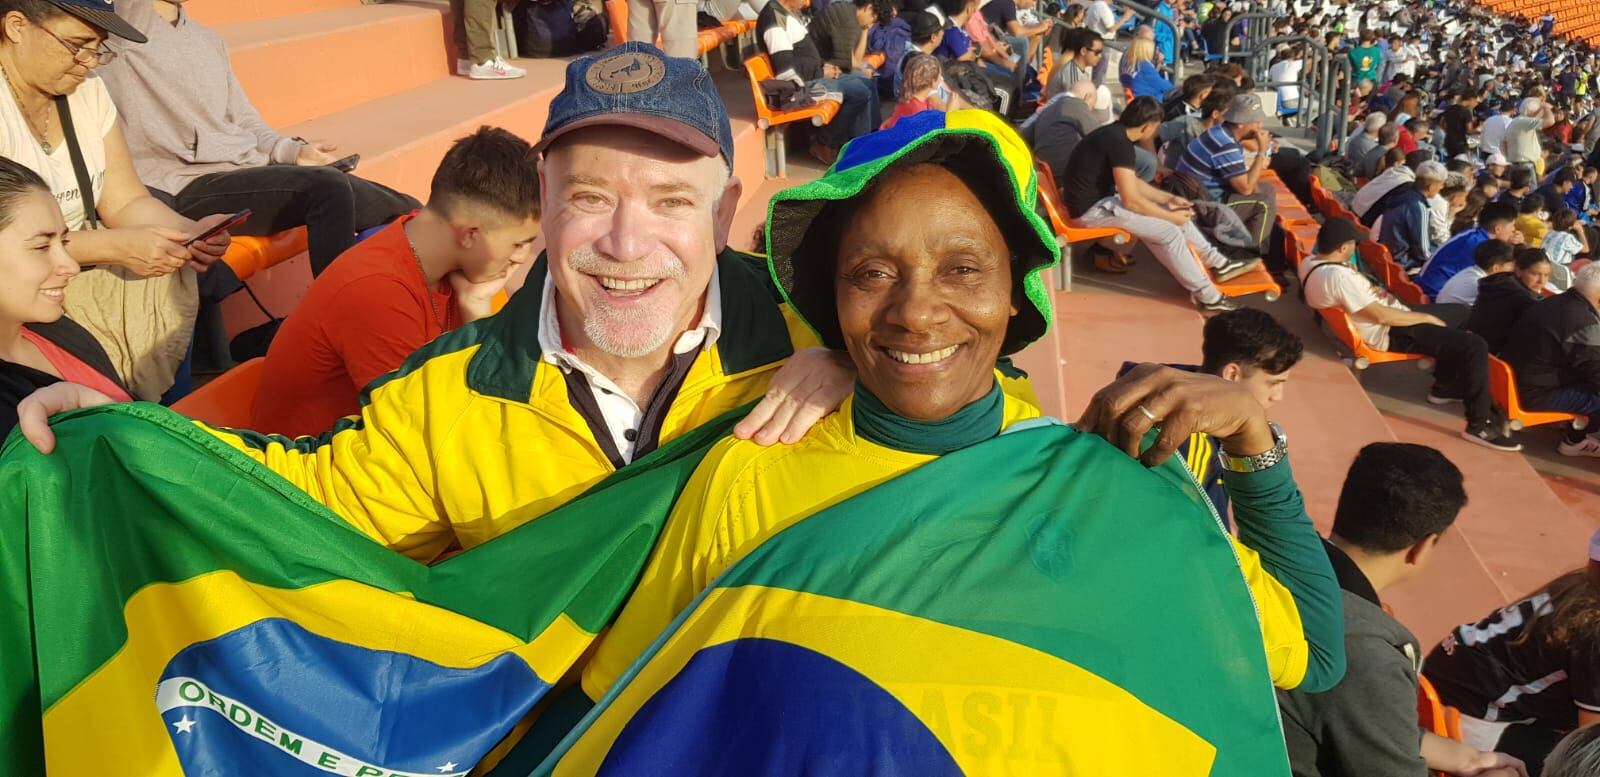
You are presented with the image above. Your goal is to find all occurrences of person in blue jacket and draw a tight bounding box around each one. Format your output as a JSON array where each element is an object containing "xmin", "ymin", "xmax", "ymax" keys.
[
  {"xmin": 1120, "ymin": 37, "xmax": 1174, "ymax": 99},
  {"xmin": 1376, "ymin": 161, "xmax": 1450, "ymax": 270},
  {"xmin": 1418, "ymin": 202, "xmax": 1521, "ymax": 299},
  {"xmin": 861, "ymin": 0, "xmax": 911, "ymax": 98}
]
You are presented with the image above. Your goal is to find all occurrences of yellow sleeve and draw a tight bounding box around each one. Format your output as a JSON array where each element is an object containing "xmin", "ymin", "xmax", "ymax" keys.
[
  {"xmin": 780, "ymin": 303, "xmax": 824, "ymax": 350},
  {"xmin": 1230, "ymin": 538, "xmax": 1311, "ymax": 690},
  {"xmin": 201, "ymin": 362, "xmax": 461, "ymax": 562},
  {"xmin": 580, "ymin": 438, "xmax": 741, "ymax": 701}
]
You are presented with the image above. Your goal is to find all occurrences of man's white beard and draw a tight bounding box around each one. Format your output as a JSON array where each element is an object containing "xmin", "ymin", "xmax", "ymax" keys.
[{"xmin": 568, "ymin": 247, "xmax": 690, "ymax": 358}]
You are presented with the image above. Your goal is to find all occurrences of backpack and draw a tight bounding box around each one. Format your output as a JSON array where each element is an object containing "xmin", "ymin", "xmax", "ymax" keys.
[
  {"xmin": 942, "ymin": 60, "xmax": 1007, "ymax": 114},
  {"xmin": 515, "ymin": 0, "xmax": 606, "ymax": 58}
]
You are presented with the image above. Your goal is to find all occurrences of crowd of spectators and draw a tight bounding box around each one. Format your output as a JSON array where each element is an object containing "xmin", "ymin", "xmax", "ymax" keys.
[{"xmin": 5, "ymin": 0, "xmax": 1600, "ymax": 773}]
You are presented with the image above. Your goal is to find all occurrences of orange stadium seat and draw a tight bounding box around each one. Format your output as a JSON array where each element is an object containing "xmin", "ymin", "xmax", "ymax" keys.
[
  {"xmin": 606, "ymin": 0, "xmax": 627, "ymax": 44},
  {"xmin": 863, "ymin": 51, "xmax": 886, "ymax": 69},
  {"xmin": 1318, "ymin": 306, "xmax": 1435, "ymax": 371},
  {"xmin": 1489, "ymin": 355, "xmax": 1589, "ymax": 431},
  {"xmin": 1034, "ymin": 161, "xmax": 1132, "ymax": 247},
  {"xmin": 745, "ymin": 54, "xmax": 841, "ymax": 177},
  {"xmin": 1281, "ymin": 224, "xmax": 1307, "ymax": 269},
  {"xmin": 1358, "ymin": 241, "xmax": 1430, "ymax": 307},
  {"xmin": 221, "ymin": 228, "xmax": 308, "ymax": 281},
  {"xmin": 1193, "ymin": 243, "xmax": 1282, "ymax": 300},
  {"xmin": 171, "ymin": 357, "xmax": 264, "ymax": 429},
  {"xmin": 1417, "ymin": 674, "xmax": 1464, "ymax": 743}
]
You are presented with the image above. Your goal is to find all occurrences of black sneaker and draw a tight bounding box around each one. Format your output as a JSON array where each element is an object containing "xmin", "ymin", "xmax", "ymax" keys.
[
  {"xmin": 1194, "ymin": 294, "xmax": 1240, "ymax": 313},
  {"xmin": 1426, "ymin": 390, "xmax": 1464, "ymax": 405},
  {"xmin": 1211, "ymin": 258, "xmax": 1264, "ymax": 282},
  {"xmin": 1461, "ymin": 424, "xmax": 1523, "ymax": 452}
]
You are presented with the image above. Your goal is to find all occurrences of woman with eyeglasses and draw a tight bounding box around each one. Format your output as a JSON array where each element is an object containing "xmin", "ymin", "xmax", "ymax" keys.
[{"xmin": 0, "ymin": 0, "xmax": 235, "ymax": 401}]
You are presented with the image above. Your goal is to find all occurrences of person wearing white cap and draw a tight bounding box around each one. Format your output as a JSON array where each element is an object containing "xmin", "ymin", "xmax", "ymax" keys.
[
  {"xmin": 1346, "ymin": 112, "xmax": 1387, "ymax": 163},
  {"xmin": 1476, "ymin": 152, "xmax": 1512, "ymax": 199},
  {"xmin": 1424, "ymin": 526, "xmax": 1600, "ymax": 772},
  {"xmin": 1504, "ymin": 97, "xmax": 1555, "ymax": 176}
]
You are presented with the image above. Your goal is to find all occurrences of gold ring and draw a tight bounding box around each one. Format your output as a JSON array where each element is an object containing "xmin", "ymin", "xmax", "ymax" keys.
[{"xmin": 1136, "ymin": 404, "xmax": 1158, "ymax": 422}]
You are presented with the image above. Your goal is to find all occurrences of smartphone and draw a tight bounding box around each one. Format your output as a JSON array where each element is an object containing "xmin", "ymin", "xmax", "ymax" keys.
[
  {"xmin": 330, "ymin": 154, "xmax": 360, "ymax": 173},
  {"xmin": 184, "ymin": 209, "xmax": 252, "ymax": 247}
]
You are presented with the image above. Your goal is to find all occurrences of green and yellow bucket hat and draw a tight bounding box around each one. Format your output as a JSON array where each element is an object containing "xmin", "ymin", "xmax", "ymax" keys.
[{"xmin": 764, "ymin": 109, "xmax": 1060, "ymax": 356}]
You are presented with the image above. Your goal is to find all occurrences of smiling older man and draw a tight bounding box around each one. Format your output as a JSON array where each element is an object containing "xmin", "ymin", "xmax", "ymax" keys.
[{"xmin": 17, "ymin": 42, "xmax": 853, "ymax": 563}]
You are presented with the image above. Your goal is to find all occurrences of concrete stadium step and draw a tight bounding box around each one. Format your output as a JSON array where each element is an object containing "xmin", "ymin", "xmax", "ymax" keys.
[
  {"xmin": 1350, "ymin": 356, "xmax": 1597, "ymax": 636},
  {"xmin": 221, "ymin": 65, "xmax": 771, "ymax": 334},
  {"xmin": 1046, "ymin": 252, "xmax": 1577, "ymax": 644},
  {"xmin": 185, "ymin": 0, "xmax": 364, "ymax": 27},
  {"xmin": 216, "ymin": 2, "xmax": 456, "ymax": 128}
]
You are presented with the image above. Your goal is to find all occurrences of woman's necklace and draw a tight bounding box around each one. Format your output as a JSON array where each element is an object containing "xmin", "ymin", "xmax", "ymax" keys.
[
  {"xmin": 404, "ymin": 224, "xmax": 447, "ymax": 330},
  {"xmin": 0, "ymin": 65, "xmax": 51, "ymax": 154}
]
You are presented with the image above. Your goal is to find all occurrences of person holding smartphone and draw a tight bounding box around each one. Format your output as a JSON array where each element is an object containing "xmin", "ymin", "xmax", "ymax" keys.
[
  {"xmin": 0, "ymin": 0, "xmax": 236, "ymax": 401},
  {"xmin": 97, "ymin": 0, "xmax": 420, "ymax": 278}
]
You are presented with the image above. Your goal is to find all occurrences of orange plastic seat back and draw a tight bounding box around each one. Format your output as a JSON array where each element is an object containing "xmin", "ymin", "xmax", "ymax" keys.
[
  {"xmin": 221, "ymin": 228, "xmax": 308, "ymax": 282},
  {"xmin": 1417, "ymin": 674, "xmax": 1450, "ymax": 737},
  {"xmin": 171, "ymin": 357, "xmax": 265, "ymax": 429},
  {"xmin": 606, "ymin": 0, "xmax": 627, "ymax": 44}
]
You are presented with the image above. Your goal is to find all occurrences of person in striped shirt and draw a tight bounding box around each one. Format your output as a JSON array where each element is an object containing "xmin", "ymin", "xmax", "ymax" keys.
[{"xmin": 1175, "ymin": 94, "xmax": 1281, "ymax": 263}]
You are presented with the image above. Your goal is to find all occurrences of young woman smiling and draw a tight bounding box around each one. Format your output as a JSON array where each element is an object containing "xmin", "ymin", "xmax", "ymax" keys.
[{"xmin": 0, "ymin": 156, "xmax": 127, "ymax": 439}]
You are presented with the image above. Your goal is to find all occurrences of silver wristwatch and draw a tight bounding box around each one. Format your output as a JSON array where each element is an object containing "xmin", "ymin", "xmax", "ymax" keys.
[{"xmin": 1215, "ymin": 422, "xmax": 1287, "ymax": 473}]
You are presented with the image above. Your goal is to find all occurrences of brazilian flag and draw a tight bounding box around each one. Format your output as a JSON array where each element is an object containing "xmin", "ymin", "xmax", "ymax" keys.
[
  {"xmin": 537, "ymin": 421, "xmax": 1291, "ymax": 776},
  {"xmin": 0, "ymin": 402, "xmax": 736, "ymax": 776}
]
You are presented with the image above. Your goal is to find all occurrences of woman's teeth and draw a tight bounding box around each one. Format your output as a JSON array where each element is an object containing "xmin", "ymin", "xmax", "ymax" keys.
[
  {"xmin": 40, "ymin": 288, "xmax": 64, "ymax": 301},
  {"xmin": 885, "ymin": 345, "xmax": 959, "ymax": 365}
]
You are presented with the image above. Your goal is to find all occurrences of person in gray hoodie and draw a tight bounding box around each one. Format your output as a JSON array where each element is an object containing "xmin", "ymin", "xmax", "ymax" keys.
[{"xmin": 1278, "ymin": 442, "xmax": 1530, "ymax": 777}]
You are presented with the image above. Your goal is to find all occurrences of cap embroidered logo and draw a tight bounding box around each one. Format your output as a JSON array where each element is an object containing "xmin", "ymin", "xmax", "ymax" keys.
[{"xmin": 585, "ymin": 52, "xmax": 667, "ymax": 95}]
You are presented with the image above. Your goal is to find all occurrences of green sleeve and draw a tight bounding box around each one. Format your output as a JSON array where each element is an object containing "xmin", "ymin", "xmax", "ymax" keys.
[{"xmin": 1225, "ymin": 458, "xmax": 1347, "ymax": 693}]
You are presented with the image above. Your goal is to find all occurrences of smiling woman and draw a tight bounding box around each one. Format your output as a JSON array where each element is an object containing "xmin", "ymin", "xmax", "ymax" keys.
[{"xmin": 0, "ymin": 156, "xmax": 129, "ymax": 439}]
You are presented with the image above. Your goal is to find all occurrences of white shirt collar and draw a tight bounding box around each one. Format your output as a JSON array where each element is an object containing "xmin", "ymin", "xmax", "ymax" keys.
[{"xmin": 535, "ymin": 264, "xmax": 723, "ymax": 463}]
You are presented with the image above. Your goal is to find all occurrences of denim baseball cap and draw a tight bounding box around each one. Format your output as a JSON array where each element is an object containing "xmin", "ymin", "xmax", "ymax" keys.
[
  {"xmin": 42, "ymin": 0, "xmax": 147, "ymax": 43},
  {"xmin": 533, "ymin": 42, "xmax": 733, "ymax": 170}
]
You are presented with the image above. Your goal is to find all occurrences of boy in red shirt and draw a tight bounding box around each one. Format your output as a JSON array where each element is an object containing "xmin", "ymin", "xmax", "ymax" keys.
[{"xmin": 252, "ymin": 127, "xmax": 540, "ymax": 436}]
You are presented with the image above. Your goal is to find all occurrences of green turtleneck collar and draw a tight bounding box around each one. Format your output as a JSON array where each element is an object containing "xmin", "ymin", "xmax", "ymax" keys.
[{"xmin": 852, "ymin": 380, "xmax": 1004, "ymax": 455}]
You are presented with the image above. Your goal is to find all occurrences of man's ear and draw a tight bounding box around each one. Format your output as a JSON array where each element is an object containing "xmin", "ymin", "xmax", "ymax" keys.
[
  {"xmin": 1219, "ymin": 363, "xmax": 1244, "ymax": 382},
  {"xmin": 1405, "ymin": 532, "xmax": 1441, "ymax": 566},
  {"xmin": 712, "ymin": 174, "xmax": 744, "ymax": 252}
]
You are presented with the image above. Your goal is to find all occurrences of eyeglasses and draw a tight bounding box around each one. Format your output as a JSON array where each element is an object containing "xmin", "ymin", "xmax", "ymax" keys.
[
  {"xmin": 33, "ymin": 22, "xmax": 117, "ymax": 66},
  {"xmin": 1088, "ymin": 47, "xmax": 1105, "ymax": 55}
]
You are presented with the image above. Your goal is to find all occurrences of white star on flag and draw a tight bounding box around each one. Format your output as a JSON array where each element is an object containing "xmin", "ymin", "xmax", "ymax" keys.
[
  {"xmin": 436, "ymin": 763, "xmax": 458, "ymax": 773},
  {"xmin": 172, "ymin": 716, "xmax": 196, "ymax": 735}
]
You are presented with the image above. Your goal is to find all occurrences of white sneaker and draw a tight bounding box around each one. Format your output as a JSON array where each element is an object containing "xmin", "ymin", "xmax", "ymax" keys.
[
  {"xmin": 467, "ymin": 57, "xmax": 526, "ymax": 80},
  {"xmin": 456, "ymin": 58, "xmax": 471, "ymax": 76},
  {"xmin": 1558, "ymin": 435, "xmax": 1600, "ymax": 457}
]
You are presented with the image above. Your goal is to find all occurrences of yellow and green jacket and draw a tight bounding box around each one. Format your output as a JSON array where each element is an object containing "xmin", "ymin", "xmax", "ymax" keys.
[
  {"xmin": 582, "ymin": 378, "xmax": 1342, "ymax": 703},
  {"xmin": 203, "ymin": 249, "xmax": 819, "ymax": 562},
  {"xmin": 581, "ymin": 377, "xmax": 1040, "ymax": 701}
]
